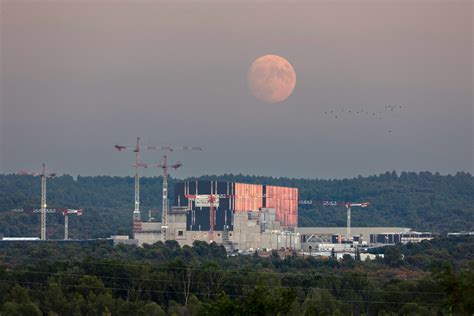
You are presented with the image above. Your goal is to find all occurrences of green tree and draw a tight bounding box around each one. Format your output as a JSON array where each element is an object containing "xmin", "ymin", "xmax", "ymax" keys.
[
  {"xmin": 143, "ymin": 302, "xmax": 166, "ymax": 316},
  {"xmin": 43, "ymin": 281, "xmax": 68, "ymax": 315},
  {"xmin": 383, "ymin": 246, "xmax": 403, "ymax": 267},
  {"xmin": 301, "ymin": 288, "xmax": 341, "ymax": 316},
  {"xmin": 2, "ymin": 285, "xmax": 42, "ymax": 316}
]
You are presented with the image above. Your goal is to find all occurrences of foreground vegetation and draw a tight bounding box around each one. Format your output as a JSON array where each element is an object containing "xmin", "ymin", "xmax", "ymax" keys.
[
  {"xmin": 0, "ymin": 236, "xmax": 473, "ymax": 315},
  {"xmin": 0, "ymin": 171, "xmax": 473, "ymax": 239}
]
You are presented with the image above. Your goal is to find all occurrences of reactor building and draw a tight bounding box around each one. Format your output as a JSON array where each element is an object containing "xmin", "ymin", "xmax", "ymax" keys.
[{"xmin": 134, "ymin": 181, "xmax": 300, "ymax": 251}]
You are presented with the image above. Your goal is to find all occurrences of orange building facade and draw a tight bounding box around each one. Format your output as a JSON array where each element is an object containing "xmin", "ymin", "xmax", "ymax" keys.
[{"xmin": 174, "ymin": 181, "xmax": 299, "ymax": 230}]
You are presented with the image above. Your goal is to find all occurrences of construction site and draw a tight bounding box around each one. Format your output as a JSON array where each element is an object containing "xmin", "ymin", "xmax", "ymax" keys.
[{"xmin": 2, "ymin": 138, "xmax": 433, "ymax": 257}]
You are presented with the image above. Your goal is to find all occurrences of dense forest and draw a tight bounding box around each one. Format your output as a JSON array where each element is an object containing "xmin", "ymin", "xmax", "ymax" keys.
[
  {"xmin": 0, "ymin": 236, "xmax": 472, "ymax": 315},
  {"xmin": 0, "ymin": 171, "xmax": 473, "ymax": 239}
]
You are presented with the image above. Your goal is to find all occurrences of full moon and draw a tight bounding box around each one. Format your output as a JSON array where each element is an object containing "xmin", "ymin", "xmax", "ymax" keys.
[{"xmin": 247, "ymin": 54, "xmax": 296, "ymax": 104}]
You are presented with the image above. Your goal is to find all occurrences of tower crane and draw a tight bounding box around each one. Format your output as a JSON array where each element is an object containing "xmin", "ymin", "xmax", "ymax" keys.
[
  {"xmin": 62, "ymin": 208, "xmax": 83, "ymax": 240},
  {"xmin": 184, "ymin": 193, "xmax": 221, "ymax": 242},
  {"xmin": 146, "ymin": 145, "xmax": 202, "ymax": 242},
  {"xmin": 184, "ymin": 193, "xmax": 265, "ymax": 243},
  {"xmin": 115, "ymin": 137, "xmax": 150, "ymax": 226},
  {"xmin": 11, "ymin": 208, "xmax": 84, "ymax": 240},
  {"xmin": 299, "ymin": 200, "xmax": 370, "ymax": 241},
  {"xmin": 155, "ymin": 154, "xmax": 182, "ymax": 242},
  {"xmin": 116, "ymin": 140, "xmax": 202, "ymax": 241},
  {"xmin": 18, "ymin": 163, "xmax": 56, "ymax": 240}
]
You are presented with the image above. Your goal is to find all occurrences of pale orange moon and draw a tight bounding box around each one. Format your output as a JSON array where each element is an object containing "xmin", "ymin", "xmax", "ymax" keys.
[{"xmin": 247, "ymin": 54, "xmax": 296, "ymax": 104}]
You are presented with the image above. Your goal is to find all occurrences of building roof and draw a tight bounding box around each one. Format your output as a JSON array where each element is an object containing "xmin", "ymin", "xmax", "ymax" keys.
[{"xmin": 296, "ymin": 227, "xmax": 411, "ymax": 236}]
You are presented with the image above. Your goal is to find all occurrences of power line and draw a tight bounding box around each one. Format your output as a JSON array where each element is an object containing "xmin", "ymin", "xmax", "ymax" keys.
[
  {"xmin": 0, "ymin": 279, "xmax": 441, "ymax": 307},
  {"xmin": 0, "ymin": 254, "xmax": 434, "ymax": 282},
  {"xmin": 3, "ymin": 268, "xmax": 445, "ymax": 296}
]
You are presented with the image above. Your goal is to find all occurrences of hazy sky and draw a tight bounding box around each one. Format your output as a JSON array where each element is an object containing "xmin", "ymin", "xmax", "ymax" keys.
[{"xmin": 1, "ymin": 0, "xmax": 472, "ymax": 178}]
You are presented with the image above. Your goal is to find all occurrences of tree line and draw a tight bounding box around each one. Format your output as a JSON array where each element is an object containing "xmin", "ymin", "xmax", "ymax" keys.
[
  {"xmin": 0, "ymin": 236, "xmax": 472, "ymax": 315},
  {"xmin": 0, "ymin": 171, "xmax": 473, "ymax": 239}
]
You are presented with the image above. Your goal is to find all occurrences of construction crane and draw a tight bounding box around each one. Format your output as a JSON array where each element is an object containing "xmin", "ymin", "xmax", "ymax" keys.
[
  {"xmin": 145, "ymin": 146, "xmax": 202, "ymax": 242},
  {"xmin": 185, "ymin": 192, "xmax": 274, "ymax": 243},
  {"xmin": 146, "ymin": 146, "xmax": 202, "ymax": 242},
  {"xmin": 10, "ymin": 207, "xmax": 82, "ymax": 240},
  {"xmin": 184, "ymin": 192, "xmax": 298, "ymax": 243},
  {"xmin": 299, "ymin": 200, "xmax": 370, "ymax": 241},
  {"xmin": 154, "ymin": 154, "xmax": 182, "ymax": 242},
  {"xmin": 18, "ymin": 163, "xmax": 56, "ymax": 240},
  {"xmin": 62, "ymin": 208, "xmax": 83, "ymax": 240},
  {"xmin": 115, "ymin": 137, "xmax": 150, "ymax": 225},
  {"xmin": 184, "ymin": 193, "xmax": 221, "ymax": 242},
  {"xmin": 116, "ymin": 139, "xmax": 202, "ymax": 240}
]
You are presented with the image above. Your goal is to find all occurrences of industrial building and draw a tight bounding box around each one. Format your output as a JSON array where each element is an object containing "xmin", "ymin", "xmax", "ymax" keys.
[
  {"xmin": 131, "ymin": 180, "xmax": 435, "ymax": 253},
  {"xmin": 134, "ymin": 181, "xmax": 300, "ymax": 251},
  {"xmin": 369, "ymin": 232, "xmax": 433, "ymax": 244},
  {"xmin": 174, "ymin": 181, "xmax": 298, "ymax": 230}
]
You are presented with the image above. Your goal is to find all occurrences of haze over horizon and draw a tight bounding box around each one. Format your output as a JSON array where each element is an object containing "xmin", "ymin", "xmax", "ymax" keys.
[{"xmin": 1, "ymin": 1, "xmax": 472, "ymax": 179}]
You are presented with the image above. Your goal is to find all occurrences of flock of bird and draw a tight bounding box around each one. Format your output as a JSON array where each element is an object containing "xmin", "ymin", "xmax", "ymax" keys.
[{"xmin": 323, "ymin": 105, "xmax": 403, "ymax": 133}]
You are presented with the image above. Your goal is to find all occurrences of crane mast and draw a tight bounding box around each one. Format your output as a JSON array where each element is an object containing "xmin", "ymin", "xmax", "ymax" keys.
[
  {"xmin": 40, "ymin": 166, "xmax": 47, "ymax": 240},
  {"xmin": 345, "ymin": 202, "xmax": 369, "ymax": 241},
  {"xmin": 160, "ymin": 155, "xmax": 169, "ymax": 242},
  {"xmin": 18, "ymin": 163, "xmax": 56, "ymax": 240},
  {"xmin": 209, "ymin": 194, "xmax": 216, "ymax": 242},
  {"xmin": 147, "ymin": 145, "xmax": 201, "ymax": 242},
  {"xmin": 116, "ymin": 139, "xmax": 202, "ymax": 242},
  {"xmin": 62, "ymin": 209, "xmax": 83, "ymax": 240},
  {"xmin": 64, "ymin": 212, "xmax": 68, "ymax": 240},
  {"xmin": 346, "ymin": 204, "xmax": 351, "ymax": 242},
  {"xmin": 133, "ymin": 138, "xmax": 142, "ymax": 222},
  {"xmin": 115, "ymin": 137, "xmax": 149, "ymax": 226},
  {"xmin": 156, "ymin": 154, "xmax": 182, "ymax": 242}
]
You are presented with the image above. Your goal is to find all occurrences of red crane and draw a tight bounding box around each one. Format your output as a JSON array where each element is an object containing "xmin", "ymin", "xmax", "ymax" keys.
[
  {"xmin": 185, "ymin": 193, "xmax": 222, "ymax": 242},
  {"xmin": 184, "ymin": 194, "xmax": 370, "ymax": 244}
]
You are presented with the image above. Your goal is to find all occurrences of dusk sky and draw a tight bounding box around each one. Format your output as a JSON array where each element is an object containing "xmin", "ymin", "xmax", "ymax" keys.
[{"xmin": 1, "ymin": 0, "xmax": 472, "ymax": 179}]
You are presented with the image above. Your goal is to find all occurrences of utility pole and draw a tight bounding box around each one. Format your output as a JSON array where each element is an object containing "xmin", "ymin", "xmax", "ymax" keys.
[{"xmin": 18, "ymin": 163, "xmax": 56, "ymax": 240}]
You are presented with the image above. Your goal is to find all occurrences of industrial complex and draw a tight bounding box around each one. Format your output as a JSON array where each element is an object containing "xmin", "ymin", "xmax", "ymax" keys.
[
  {"xmin": 3, "ymin": 139, "xmax": 435, "ymax": 258},
  {"xmin": 134, "ymin": 181, "xmax": 301, "ymax": 252},
  {"xmin": 130, "ymin": 180, "xmax": 432, "ymax": 255}
]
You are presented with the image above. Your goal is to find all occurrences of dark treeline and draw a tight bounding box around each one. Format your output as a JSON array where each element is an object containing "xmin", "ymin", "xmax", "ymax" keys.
[
  {"xmin": 0, "ymin": 171, "xmax": 473, "ymax": 238},
  {"xmin": 0, "ymin": 236, "xmax": 472, "ymax": 315}
]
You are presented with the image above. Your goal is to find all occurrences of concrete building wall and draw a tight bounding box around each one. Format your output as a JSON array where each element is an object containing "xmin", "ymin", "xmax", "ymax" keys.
[
  {"xmin": 133, "ymin": 208, "xmax": 302, "ymax": 251},
  {"xmin": 166, "ymin": 212, "xmax": 187, "ymax": 246},
  {"xmin": 133, "ymin": 222, "xmax": 161, "ymax": 246}
]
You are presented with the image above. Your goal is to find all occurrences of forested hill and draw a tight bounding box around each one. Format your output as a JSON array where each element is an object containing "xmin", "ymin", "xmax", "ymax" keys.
[{"xmin": 0, "ymin": 171, "xmax": 472, "ymax": 238}]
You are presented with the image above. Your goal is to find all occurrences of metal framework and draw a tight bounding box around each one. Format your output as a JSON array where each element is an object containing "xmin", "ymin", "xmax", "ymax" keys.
[
  {"xmin": 115, "ymin": 137, "xmax": 149, "ymax": 224},
  {"xmin": 62, "ymin": 209, "xmax": 83, "ymax": 240},
  {"xmin": 116, "ymin": 139, "xmax": 202, "ymax": 241},
  {"xmin": 18, "ymin": 163, "xmax": 56, "ymax": 240},
  {"xmin": 147, "ymin": 146, "xmax": 202, "ymax": 242},
  {"xmin": 156, "ymin": 154, "xmax": 182, "ymax": 242}
]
